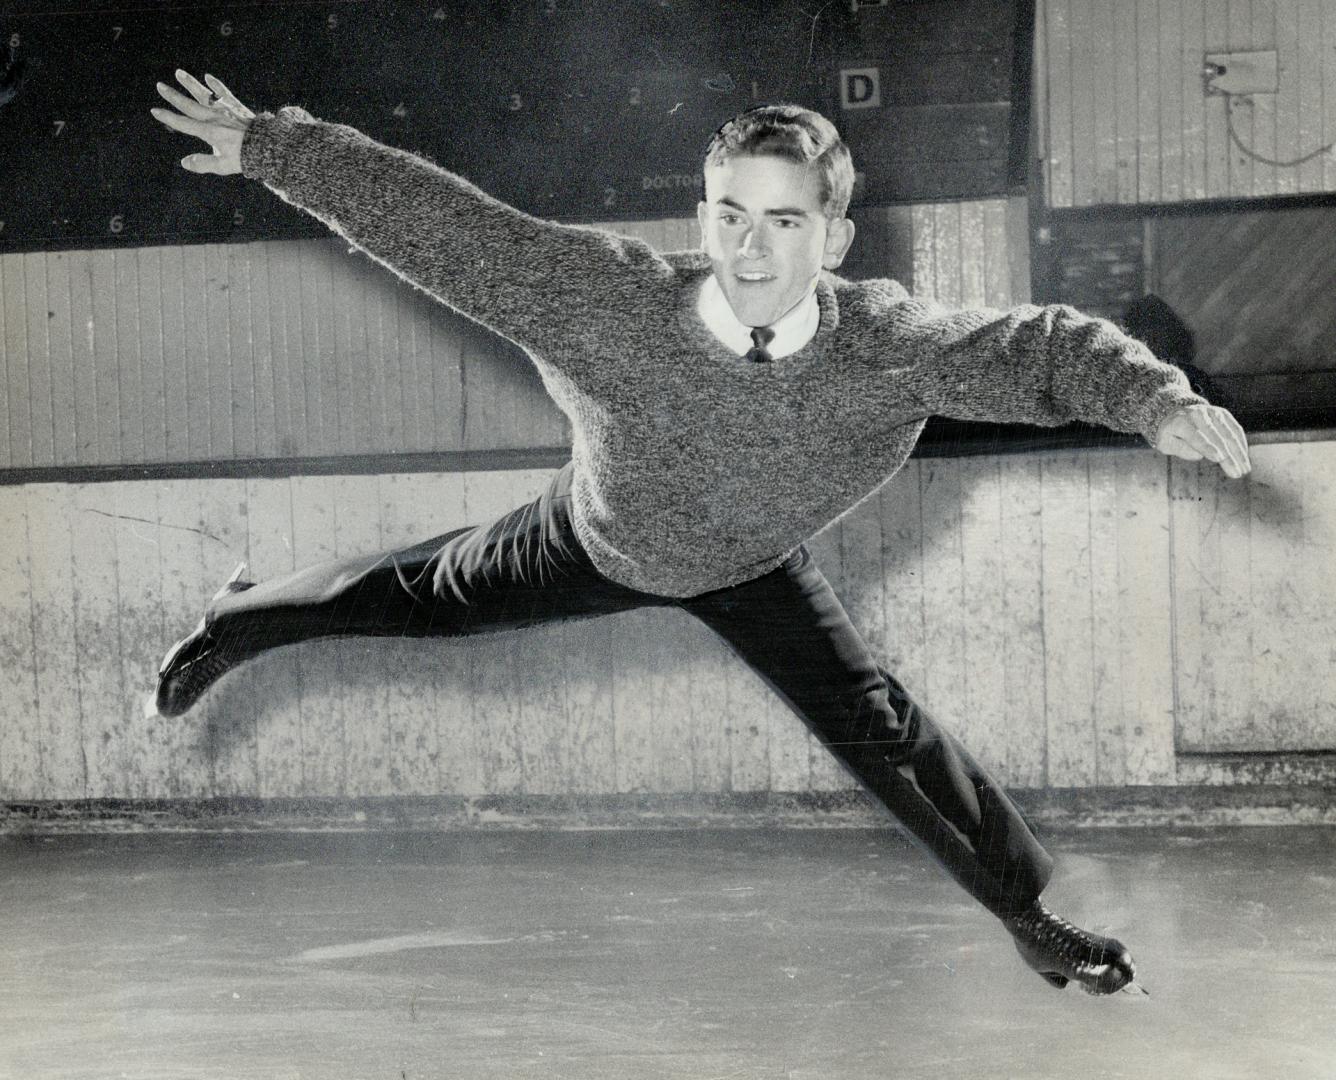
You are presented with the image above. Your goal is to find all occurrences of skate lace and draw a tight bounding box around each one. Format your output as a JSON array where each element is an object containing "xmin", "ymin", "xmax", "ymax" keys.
[
  {"xmin": 1017, "ymin": 904, "xmax": 1109, "ymax": 969},
  {"xmin": 164, "ymin": 610, "xmax": 250, "ymax": 701}
]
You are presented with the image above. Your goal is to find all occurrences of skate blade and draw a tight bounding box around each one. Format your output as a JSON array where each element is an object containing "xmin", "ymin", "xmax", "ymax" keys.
[
  {"xmin": 1120, "ymin": 980, "xmax": 1150, "ymax": 997},
  {"xmin": 211, "ymin": 561, "xmax": 249, "ymax": 602}
]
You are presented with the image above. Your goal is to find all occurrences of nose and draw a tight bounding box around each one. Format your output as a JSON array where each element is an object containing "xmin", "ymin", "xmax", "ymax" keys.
[{"xmin": 737, "ymin": 226, "xmax": 767, "ymax": 259}]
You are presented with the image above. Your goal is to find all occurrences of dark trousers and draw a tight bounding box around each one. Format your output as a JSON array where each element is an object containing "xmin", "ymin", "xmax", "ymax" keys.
[{"xmin": 212, "ymin": 464, "xmax": 1052, "ymax": 918}]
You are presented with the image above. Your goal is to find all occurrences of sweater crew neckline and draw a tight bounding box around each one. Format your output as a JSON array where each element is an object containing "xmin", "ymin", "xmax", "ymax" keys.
[{"xmin": 674, "ymin": 257, "xmax": 841, "ymax": 372}]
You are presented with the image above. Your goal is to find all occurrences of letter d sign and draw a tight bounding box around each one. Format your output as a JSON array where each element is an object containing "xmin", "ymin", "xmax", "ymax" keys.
[{"xmin": 840, "ymin": 68, "xmax": 881, "ymax": 110}]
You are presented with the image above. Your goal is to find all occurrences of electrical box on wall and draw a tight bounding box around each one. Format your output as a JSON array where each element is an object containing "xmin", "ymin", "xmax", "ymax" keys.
[{"xmin": 1203, "ymin": 50, "xmax": 1279, "ymax": 95}]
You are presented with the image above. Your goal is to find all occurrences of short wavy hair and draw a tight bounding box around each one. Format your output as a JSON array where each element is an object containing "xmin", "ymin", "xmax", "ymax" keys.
[{"xmin": 702, "ymin": 104, "xmax": 855, "ymax": 220}]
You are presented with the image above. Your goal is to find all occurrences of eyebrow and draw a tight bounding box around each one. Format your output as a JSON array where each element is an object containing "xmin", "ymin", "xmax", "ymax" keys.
[{"xmin": 715, "ymin": 196, "xmax": 812, "ymax": 218}]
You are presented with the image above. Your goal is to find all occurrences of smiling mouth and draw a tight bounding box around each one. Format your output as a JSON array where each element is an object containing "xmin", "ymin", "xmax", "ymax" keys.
[{"xmin": 735, "ymin": 272, "xmax": 774, "ymax": 283}]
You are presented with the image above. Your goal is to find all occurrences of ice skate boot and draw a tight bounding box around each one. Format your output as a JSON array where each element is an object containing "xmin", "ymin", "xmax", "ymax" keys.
[
  {"xmin": 153, "ymin": 562, "xmax": 256, "ymax": 717},
  {"xmin": 1005, "ymin": 898, "xmax": 1145, "ymax": 996}
]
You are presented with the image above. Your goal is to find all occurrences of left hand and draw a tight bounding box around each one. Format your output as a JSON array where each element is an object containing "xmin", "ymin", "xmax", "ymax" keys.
[
  {"xmin": 150, "ymin": 70, "xmax": 254, "ymax": 175},
  {"xmin": 1153, "ymin": 403, "xmax": 1251, "ymax": 478}
]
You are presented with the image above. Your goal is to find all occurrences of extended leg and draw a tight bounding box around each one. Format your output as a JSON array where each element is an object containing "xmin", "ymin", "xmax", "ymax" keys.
[
  {"xmin": 155, "ymin": 463, "xmax": 663, "ymax": 715},
  {"xmin": 680, "ymin": 544, "xmax": 1138, "ymax": 994}
]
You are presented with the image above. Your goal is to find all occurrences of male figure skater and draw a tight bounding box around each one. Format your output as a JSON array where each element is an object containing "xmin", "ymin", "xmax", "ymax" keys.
[{"xmin": 150, "ymin": 70, "xmax": 1251, "ymax": 997}]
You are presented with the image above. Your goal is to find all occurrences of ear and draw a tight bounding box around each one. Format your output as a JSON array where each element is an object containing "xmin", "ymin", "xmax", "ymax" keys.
[
  {"xmin": 822, "ymin": 217, "xmax": 856, "ymax": 270},
  {"xmin": 696, "ymin": 201, "xmax": 709, "ymax": 251}
]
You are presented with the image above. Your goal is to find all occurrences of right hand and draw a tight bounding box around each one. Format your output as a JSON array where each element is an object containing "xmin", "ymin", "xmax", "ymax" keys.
[
  {"xmin": 150, "ymin": 69, "xmax": 254, "ymax": 175},
  {"xmin": 1153, "ymin": 402, "xmax": 1252, "ymax": 479}
]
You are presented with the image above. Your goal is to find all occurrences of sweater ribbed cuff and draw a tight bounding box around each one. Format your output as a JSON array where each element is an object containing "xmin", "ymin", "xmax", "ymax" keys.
[
  {"xmin": 239, "ymin": 106, "xmax": 315, "ymax": 187},
  {"xmin": 1133, "ymin": 385, "xmax": 1210, "ymax": 447}
]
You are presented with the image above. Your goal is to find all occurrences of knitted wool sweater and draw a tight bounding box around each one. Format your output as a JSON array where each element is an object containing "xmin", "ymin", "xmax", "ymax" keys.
[{"xmin": 241, "ymin": 108, "xmax": 1204, "ymax": 598}]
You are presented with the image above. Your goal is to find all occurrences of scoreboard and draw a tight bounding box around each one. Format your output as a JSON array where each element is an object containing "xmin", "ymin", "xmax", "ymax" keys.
[{"xmin": 0, "ymin": 0, "xmax": 1030, "ymax": 252}]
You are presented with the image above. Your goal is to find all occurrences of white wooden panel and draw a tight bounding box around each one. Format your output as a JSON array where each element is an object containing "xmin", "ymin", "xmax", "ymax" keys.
[
  {"xmin": 289, "ymin": 474, "xmax": 344, "ymax": 795},
  {"xmin": 199, "ymin": 477, "xmax": 256, "ymax": 796},
  {"xmin": 1091, "ymin": 0, "xmax": 1121, "ymax": 203},
  {"xmin": 155, "ymin": 480, "xmax": 211, "ymax": 796},
  {"xmin": 997, "ymin": 454, "xmax": 1048, "ymax": 788},
  {"xmin": 24, "ymin": 253, "xmax": 54, "ymax": 467},
  {"xmin": 1159, "ymin": 0, "xmax": 1187, "ymax": 202},
  {"xmin": 649, "ymin": 609, "xmax": 702, "ymax": 795},
  {"xmin": 807, "ymin": 521, "xmax": 853, "ymax": 791},
  {"xmin": 333, "ymin": 474, "xmax": 390, "ymax": 797},
  {"xmin": 70, "ymin": 482, "xmax": 126, "ymax": 797},
  {"xmin": 1247, "ymin": 444, "xmax": 1313, "ymax": 748},
  {"xmin": 1167, "ymin": 458, "xmax": 1206, "ymax": 750},
  {"xmin": 838, "ymin": 496, "xmax": 888, "ymax": 774},
  {"xmin": 1045, "ymin": 0, "xmax": 1334, "ymax": 207},
  {"xmin": 910, "ymin": 205, "xmax": 936, "ymax": 298},
  {"xmin": 0, "ymin": 484, "xmax": 39, "ymax": 798},
  {"xmin": 136, "ymin": 249, "xmax": 167, "ymax": 464},
  {"xmin": 158, "ymin": 246, "xmax": 189, "ymax": 463},
  {"xmin": 559, "ymin": 611, "xmax": 619, "ymax": 797},
  {"xmin": 1294, "ymin": 0, "xmax": 1325, "ymax": 193},
  {"xmin": 958, "ymin": 202, "xmax": 987, "ymax": 309},
  {"xmin": 376, "ymin": 472, "xmax": 460, "ymax": 796},
  {"xmin": 1069, "ymin": 0, "xmax": 1096, "ymax": 206},
  {"xmin": 3, "ymin": 253, "xmax": 30, "ymax": 467},
  {"xmin": 4, "ymin": 443, "xmax": 1332, "ymax": 804},
  {"xmin": 1203, "ymin": 0, "xmax": 1233, "ymax": 199},
  {"xmin": 1039, "ymin": 453, "xmax": 1097, "ymax": 786},
  {"xmin": 244, "ymin": 476, "xmax": 304, "ymax": 798},
  {"xmin": 1250, "ymin": 0, "xmax": 1280, "ymax": 197},
  {"xmin": 180, "ymin": 245, "xmax": 210, "ymax": 460},
  {"xmin": 265, "ymin": 241, "xmax": 304, "ymax": 455},
  {"xmin": 1171, "ymin": 443, "xmax": 1336, "ymax": 753},
  {"xmin": 111, "ymin": 252, "xmax": 143, "ymax": 464},
  {"xmin": 1325, "ymin": 0, "xmax": 1336, "ymax": 192},
  {"xmin": 1135, "ymin": 0, "xmax": 1163, "ymax": 203},
  {"xmin": 932, "ymin": 205, "xmax": 963, "ymax": 306},
  {"xmin": 1115, "ymin": 455, "xmax": 1176, "ymax": 784},
  {"xmin": 879, "ymin": 463, "xmax": 928, "ymax": 703},
  {"xmin": 109, "ymin": 481, "xmax": 165, "ymax": 797},
  {"xmin": 1226, "ymin": 0, "xmax": 1257, "ymax": 196},
  {"xmin": 919, "ymin": 459, "xmax": 969, "ymax": 728},
  {"xmin": 27, "ymin": 485, "xmax": 83, "ymax": 797},
  {"xmin": 226, "ymin": 243, "xmax": 258, "ymax": 458},
  {"xmin": 980, "ymin": 201, "xmax": 1010, "ymax": 309},
  {"xmin": 612, "ymin": 605, "xmax": 663, "ymax": 793},
  {"xmin": 0, "ymin": 256, "xmax": 11, "ymax": 467},
  {"xmin": 722, "ymin": 643, "xmax": 770, "ymax": 794},
  {"xmin": 957, "ymin": 458, "xmax": 1009, "ymax": 778},
  {"xmin": 1045, "ymin": 0, "xmax": 1076, "ymax": 207},
  {"xmin": 204, "ymin": 244, "xmax": 233, "ymax": 460},
  {"xmin": 684, "ymin": 619, "xmax": 734, "ymax": 793},
  {"xmin": 1180, "ymin": 0, "xmax": 1207, "ymax": 200},
  {"xmin": 461, "ymin": 470, "xmax": 530, "ymax": 794},
  {"xmin": 1087, "ymin": 454, "xmax": 1129, "ymax": 785}
]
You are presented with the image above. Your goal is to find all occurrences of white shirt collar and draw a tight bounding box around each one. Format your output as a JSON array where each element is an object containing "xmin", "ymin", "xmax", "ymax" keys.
[{"xmin": 695, "ymin": 274, "xmax": 820, "ymax": 359}]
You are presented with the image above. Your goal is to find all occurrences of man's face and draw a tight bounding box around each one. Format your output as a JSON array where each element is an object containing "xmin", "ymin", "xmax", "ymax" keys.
[{"xmin": 697, "ymin": 153, "xmax": 855, "ymax": 328}]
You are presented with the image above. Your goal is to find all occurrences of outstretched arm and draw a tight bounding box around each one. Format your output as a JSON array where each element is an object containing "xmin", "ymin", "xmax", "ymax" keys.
[
  {"xmin": 886, "ymin": 296, "xmax": 1250, "ymax": 478},
  {"xmin": 151, "ymin": 70, "xmax": 669, "ymax": 352}
]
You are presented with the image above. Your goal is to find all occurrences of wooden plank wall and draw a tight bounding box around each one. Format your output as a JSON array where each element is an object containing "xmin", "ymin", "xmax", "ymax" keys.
[
  {"xmin": 2, "ymin": 190, "xmax": 1333, "ymax": 802},
  {"xmin": 1040, "ymin": 0, "xmax": 1336, "ymax": 207},
  {"xmin": 0, "ymin": 204, "xmax": 1014, "ymax": 473},
  {"xmin": 3, "ymin": 440, "xmax": 1333, "ymax": 802},
  {"xmin": 0, "ymin": 239, "xmax": 561, "ymax": 470},
  {"xmin": 1172, "ymin": 441, "xmax": 1336, "ymax": 754}
]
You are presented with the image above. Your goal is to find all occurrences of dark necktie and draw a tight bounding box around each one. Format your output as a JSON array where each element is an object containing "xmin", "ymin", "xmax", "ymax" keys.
[{"xmin": 745, "ymin": 325, "xmax": 776, "ymax": 364}]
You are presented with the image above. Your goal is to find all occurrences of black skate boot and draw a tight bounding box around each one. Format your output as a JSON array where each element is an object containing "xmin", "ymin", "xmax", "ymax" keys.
[
  {"xmin": 1004, "ymin": 898, "xmax": 1145, "ymax": 995},
  {"xmin": 153, "ymin": 562, "xmax": 256, "ymax": 718}
]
